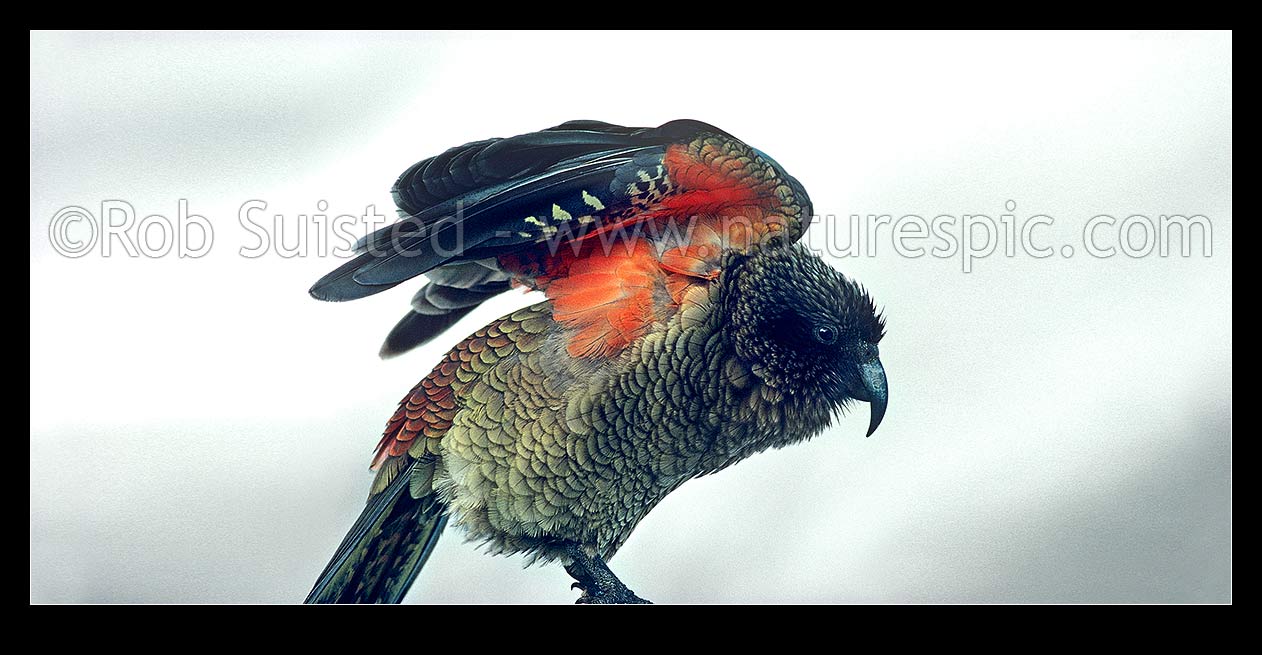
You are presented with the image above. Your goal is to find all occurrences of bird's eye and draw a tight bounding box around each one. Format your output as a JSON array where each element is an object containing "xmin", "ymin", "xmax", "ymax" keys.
[{"xmin": 814, "ymin": 324, "xmax": 838, "ymax": 344}]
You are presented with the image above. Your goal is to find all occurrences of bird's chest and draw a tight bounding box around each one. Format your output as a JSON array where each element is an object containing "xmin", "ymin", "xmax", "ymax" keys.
[
  {"xmin": 437, "ymin": 313, "xmax": 827, "ymax": 558},
  {"xmin": 563, "ymin": 325, "xmax": 818, "ymax": 514}
]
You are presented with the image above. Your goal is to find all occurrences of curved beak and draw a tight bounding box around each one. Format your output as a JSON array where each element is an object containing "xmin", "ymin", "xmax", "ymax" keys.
[{"xmin": 852, "ymin": 359, "xmax": 888, "ymax": 437}]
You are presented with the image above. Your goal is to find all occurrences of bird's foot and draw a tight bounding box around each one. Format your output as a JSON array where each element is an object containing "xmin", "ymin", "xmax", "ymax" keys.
[
  {"xmin": 570, "ymin": 580, "xmax": 651, "ymax": 605},
  {"xmin": 563, "ymin": 543, "xmax": 653, "ymax": 605}
]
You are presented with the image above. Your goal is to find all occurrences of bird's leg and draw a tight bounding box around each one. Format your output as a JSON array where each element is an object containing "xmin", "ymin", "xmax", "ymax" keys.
[{"xmin": 562, "ymin": 542, "xmax": 652, "ymax": 604}]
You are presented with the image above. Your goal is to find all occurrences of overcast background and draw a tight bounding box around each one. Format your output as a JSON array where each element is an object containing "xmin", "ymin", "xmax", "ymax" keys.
[{"xmin": 30, "ymin": 30, "xmax": 1231, "ymax": 603}]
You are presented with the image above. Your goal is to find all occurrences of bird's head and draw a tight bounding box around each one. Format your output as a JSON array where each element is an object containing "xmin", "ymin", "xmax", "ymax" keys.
[{"xmin": 727, "ymin": 243, "xmax": 888, "ymax": 436}]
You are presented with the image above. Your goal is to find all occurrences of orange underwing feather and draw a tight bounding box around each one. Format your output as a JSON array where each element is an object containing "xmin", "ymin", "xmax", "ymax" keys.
[{"xmin": 548, "ymin": 240, "xmax": 662, "ymax": 359}]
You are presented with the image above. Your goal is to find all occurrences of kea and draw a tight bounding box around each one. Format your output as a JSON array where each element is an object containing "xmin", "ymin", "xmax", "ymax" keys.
[{"xmin": 305, "ymin": 119, "xmax": 888, "ymax": 604}]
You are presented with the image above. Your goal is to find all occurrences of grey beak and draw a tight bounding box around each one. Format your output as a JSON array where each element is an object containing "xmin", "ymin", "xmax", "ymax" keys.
[{"xmin": 854, "ymin": 359, "xmax": 888, "ymax": 437}]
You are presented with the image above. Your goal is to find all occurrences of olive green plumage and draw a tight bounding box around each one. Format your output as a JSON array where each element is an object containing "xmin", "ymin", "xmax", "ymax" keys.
[
  {"xmin": 431, "ymin": 245, "xmax": 881, "ymax": 564},
  {"xmin": 307, "ymin": 244, "xmax": 885, "ymax": 603},
  {"xmin": 305, "ymin": 120, "xmax": 888, "ymax": 604}
]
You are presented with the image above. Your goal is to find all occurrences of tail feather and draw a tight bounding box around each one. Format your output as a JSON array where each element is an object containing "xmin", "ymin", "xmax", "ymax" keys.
[{"xmin": 305, "ymin": 466, "xmax": 448, "ymax": 604}]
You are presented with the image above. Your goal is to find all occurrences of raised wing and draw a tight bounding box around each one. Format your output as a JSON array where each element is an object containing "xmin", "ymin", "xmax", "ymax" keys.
[{"xmin": 309, "ymin": 119, "xmax": 812, "ymax": 358}]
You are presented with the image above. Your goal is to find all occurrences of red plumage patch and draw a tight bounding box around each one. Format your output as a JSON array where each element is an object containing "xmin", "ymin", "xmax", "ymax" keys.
[
  {"xmin": 373, "ymin": 362, "xmax": 459, "ymax": 470},
  {"xmin": 495, "ymin": 140, "xmax": 795, "ymax": 362},
  {"xmin": 547, "ymin": 240, "xmax": 662, "ymax": 359}
]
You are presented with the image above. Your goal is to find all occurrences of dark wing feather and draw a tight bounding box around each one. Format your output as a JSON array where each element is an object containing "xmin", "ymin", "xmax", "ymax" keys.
[
  {"xmin": 350, "ymin": 150, "xmax": 655, "ymax": 287},
  {"xmin": 310, "ymin": 121, "xmax": 719, "ymax": 302},
  {"xmin": 379, "ymin": 306, "xmax": 479, "ymax": 358},
  {"xmin": 390, "ymin": 122, "xmax": 662, "ymax": 218},
  {"xmin": 308, "ymin": 120, "xmax": 777, "ymax": 357},
  {"xmin": 377, "ymin": 277, "xmax": 511, "ymax": 359},
  {"xmin": 306, "ymin": 251, "xmax": 406, "ymax": 302}
]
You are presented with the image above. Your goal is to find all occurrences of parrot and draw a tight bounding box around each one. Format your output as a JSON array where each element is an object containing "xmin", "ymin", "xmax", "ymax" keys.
[{"xmin": 304, "ymin": 119, "xmax": 888, "ymax": 604}]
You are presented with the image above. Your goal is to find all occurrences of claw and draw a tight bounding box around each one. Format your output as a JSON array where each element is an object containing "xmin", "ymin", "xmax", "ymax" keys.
[{"xmin": 562, "ymin": 541, "xmax": 652, "ymax": 604}]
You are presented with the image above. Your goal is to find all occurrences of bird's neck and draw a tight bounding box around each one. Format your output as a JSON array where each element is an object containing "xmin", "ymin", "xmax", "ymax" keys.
[{"xmin": 684, "ymin": 289, "xmax": 839, "ymax": 474}]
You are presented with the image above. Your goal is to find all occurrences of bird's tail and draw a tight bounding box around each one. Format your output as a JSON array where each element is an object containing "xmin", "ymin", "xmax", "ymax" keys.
[{"xmin": 305, "ymin": 467, "xmax": 448, "ymax": 604}]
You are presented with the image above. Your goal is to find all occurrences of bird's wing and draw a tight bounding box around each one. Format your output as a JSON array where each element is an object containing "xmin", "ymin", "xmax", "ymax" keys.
[{"xmin": 309, "ymin": 119, "xmax": 812, "ymax": 358}]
